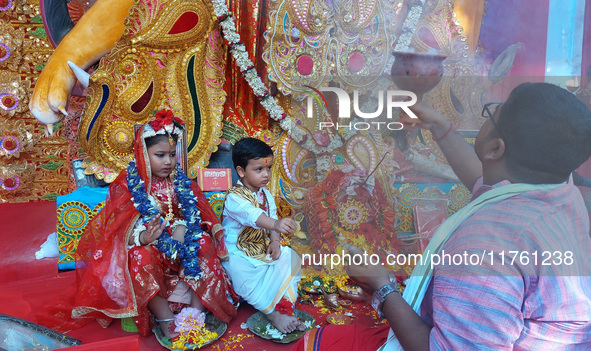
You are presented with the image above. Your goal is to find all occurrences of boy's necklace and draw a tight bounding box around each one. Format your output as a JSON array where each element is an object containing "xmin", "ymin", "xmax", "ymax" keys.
[{"xmin": 257, "ymin": 188, "xmax": 269, "ymax": 215}]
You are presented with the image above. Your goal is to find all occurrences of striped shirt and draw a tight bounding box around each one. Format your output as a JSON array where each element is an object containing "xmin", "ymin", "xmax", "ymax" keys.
[{"xmin": 420, "ymin": 177, "xmax": 591, "ymax": 350}]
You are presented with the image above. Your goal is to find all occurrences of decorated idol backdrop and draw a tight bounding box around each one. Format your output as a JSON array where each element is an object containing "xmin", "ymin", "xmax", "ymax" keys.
[
  {"xmin": 0, "ymin": 0, "xmax": 482, "ymax": 281},
  {"xmin": 3, "ymin": 0, "xmax": 589, "ymax": 265},
  {"xmin": 0, "ymin": 0, "xmax": 491, "ymax": 203},
  {"xmin": 1, "ymin": 0, "xmax": 276, "ymax": 201}
]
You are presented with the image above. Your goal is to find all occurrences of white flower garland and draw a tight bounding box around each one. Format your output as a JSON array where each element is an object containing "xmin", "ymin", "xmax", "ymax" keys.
[
  {"xmin": 142, "ymin": 122, "xmax": 184, "ymax": 138},
  {"xmin": 315, "ymin": 154, "xmax": 333, "ymax": 180},
  {"xmin": 360, "ymin": 0, "xmax": 425, "ymax": 118},
  {"xmin": 210, "ymin": 0, "xmax": 304, "ymax": 141},
  {"xmin": 301, "ymin": 134, "xmax": 344, "ymax": 160},
  {"xmin": 386, "ymin": 0, "xmax": 425, "ymax": 72}
]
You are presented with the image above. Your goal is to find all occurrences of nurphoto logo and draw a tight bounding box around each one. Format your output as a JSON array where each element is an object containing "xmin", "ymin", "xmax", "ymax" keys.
[{"xmin": 304, "ymin": 86, "xmax": 418, "ymax": 131}]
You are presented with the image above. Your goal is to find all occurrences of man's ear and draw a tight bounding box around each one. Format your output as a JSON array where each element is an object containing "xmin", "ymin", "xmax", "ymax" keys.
[
  {"xmin": 482, "ymin": 137, "xmax": 506, "ymax": 161},
  {"xmin": 236, "ymin": 166, "xmax": 245, "ymax": 178}
]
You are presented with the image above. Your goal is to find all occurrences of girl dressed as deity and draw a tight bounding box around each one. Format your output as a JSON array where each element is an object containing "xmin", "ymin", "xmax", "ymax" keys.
[{"xmin": 65, "ymin": 110, "xmax": 238, "ymax": 345}]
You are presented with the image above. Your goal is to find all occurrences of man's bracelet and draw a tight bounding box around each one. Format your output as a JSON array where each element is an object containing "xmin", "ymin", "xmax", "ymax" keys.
[{"xmin": 432, "ymin": 122, "xmax": 453, "ymax": 142}]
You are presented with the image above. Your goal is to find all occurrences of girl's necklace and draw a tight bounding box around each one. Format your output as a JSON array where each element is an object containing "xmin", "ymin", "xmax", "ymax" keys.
[
  {"xmin": 154, "ymin": 178, "xmax": 175, "ymax": 222},
  {"xmin": 164, "ymin": 181, "xmax": 174, "ymax": 222}
]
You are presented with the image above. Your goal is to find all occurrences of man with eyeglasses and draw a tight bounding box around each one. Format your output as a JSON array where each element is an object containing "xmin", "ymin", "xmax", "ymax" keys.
[{"xmin": 294, "ymin": 83, "xmax": 591, "ymax": 351}]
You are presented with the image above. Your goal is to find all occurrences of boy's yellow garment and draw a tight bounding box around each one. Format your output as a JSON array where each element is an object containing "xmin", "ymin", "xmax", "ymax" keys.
[{"xmin": 226, "ymin": 186, "xmax": 271, "ymax": 262}]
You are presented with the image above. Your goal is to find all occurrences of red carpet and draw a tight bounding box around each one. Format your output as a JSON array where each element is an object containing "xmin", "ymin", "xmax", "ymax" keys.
[
  {"xmin": 0, "ymin": 201, "xmax": 385, "ymax": 350},
  {"xmin": 0, "ymin": 201, "xmax": 58, "ymax": 282}
]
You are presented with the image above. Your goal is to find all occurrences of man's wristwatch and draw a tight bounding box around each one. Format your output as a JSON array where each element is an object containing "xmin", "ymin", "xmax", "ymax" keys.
[{"xmin": 371, "ymin": 282, "xmax": 399, "ymax": 318}]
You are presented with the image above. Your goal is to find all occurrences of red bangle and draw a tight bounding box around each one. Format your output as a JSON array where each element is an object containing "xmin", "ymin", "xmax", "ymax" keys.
[{"xmin": 432, "ymin": 122, "xmax": 453, "ymax": 142}]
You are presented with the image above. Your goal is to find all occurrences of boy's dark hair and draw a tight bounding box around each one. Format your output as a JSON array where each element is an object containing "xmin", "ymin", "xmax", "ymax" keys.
[
  {"xmin": 232, "ymin": 137, "xmax": 273, "ymax": 170},
  {"xmin": 145, "ymin": 133, "xmax": 178, "ymax": 149},
  {"xmin": 497, "ymin": 82, "xmax": 591, "ymax": 183}
]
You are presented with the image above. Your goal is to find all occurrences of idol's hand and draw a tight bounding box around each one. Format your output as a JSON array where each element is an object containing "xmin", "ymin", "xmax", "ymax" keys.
[
  {"xmin": 141, "ymin": 214, "xmax": 167, "ymax": 245},
  {"xmin": 29, "ymin": 57, "xmax": 75, "ymax": 134}
]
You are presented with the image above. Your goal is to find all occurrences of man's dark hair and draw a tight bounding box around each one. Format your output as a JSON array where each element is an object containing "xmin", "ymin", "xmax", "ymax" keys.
[
  {"xmin": 145, "ymin": 133, "xmax": 178, "ymax": 149},
  {"xmin": 232, "ymin": 137, "xmax": 273, "ymax": 170},
  {"xmin": 497, "ymin": 82, "xmax": 591, "ymax": 183}
]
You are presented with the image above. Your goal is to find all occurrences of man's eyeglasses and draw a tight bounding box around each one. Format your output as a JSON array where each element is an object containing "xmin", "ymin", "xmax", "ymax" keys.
[{"xmin": 481, "ymin": 102, "xmax": 504, "ymax": 138}]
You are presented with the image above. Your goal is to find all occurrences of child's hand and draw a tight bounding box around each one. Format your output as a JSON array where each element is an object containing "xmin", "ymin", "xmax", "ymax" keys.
[
  {"xmin": 273, "ymin": 218, "xmax": 297, "ymax": 235},
  {"xmin": 141, "ymin": 214, "xmax": 166, "ymax": 245},
  {"xmin": 267, "ymin": 240, "xmax": 281, "ymax": 260}
]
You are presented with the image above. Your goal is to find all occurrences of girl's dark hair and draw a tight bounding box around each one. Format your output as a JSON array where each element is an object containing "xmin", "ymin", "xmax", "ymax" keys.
[
  {"xmin": 497, "ymin": 82, "xmax": 591, "ymax": 182},
  {"xmin": 145, "ymin": 133, "xmax": 178, "ymax": 149},
  {"xmin": 232, "ymin": 137, "xmax": 273, "ymax": 170}
]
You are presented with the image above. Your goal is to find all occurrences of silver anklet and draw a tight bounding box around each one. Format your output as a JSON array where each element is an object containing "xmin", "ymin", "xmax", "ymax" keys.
[{"xmin": 155, "ymin": 318, "xmax": 175, "ymax": 323}]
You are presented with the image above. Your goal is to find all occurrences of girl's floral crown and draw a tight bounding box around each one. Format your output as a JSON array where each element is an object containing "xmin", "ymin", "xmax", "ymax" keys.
[{"xmin": 142, "ymin": 109, "xmax": 185, "ymax": 138}]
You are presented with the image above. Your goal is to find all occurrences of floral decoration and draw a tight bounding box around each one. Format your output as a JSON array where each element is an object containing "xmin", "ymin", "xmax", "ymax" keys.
[
  {"xmin": 300, "ymin": 275, "xmax": 339, "ymax": 294},
  {"xmin": 0, "ymin": 174, "xmax": 19, "ymax": 191},
  {"xmin": 274, "ymin": 297, "xmax": 294, "ymax": 315},
  {"xmin": 210, "ymin": 0, "xmax": 304, "ymax": 141},
  {"xmin": 303, "ymin": 169, "xmax": 399, "ymax": 255},
  {"xmin": 171, "ymin": 307, "xmax": 219, "ymax": 349},
  {"xmin": 0, "ymin": 42, "xmax": 10, "ymax": 61},
  {"xmin": 0, "ymin": 0, "xmax": 12, "ymax": 12},
  {"xmin": 0, "ymin": 92, "xmax": 17, "ymax": 111},
  {"xmin": 360, "ymin": 0, "xmax": 425, "ymax": 116},
  {"xmin": 143, "ymin": 109, "xmax": 185, "ymax": 138}
]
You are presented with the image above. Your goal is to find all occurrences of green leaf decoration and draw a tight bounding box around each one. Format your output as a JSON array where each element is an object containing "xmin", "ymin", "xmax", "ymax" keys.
[
  {"xmin": 41, "ymin": 193, "xmax": 58, "ymax": 201},
  {"xmin": 41, "ymin": 160, "xmax": 63, "ymax": 171},
  {"xmin": 28, "ymin": 28, "xmax": 47, "ymax": 38}
]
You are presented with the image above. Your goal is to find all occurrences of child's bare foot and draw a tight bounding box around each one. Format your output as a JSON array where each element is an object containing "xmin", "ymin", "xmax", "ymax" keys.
[
  {"xmin": 157, "ymin": 318, "xmax": 179, "ymax": 339},
  {"xmin": 267, "ymin": 310, "xmax": 304, "ymax": 334}
]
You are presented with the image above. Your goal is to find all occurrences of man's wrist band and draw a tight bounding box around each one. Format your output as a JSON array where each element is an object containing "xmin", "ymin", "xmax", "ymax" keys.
[
  {"xmin": 433, "ymin": 122, "xmax": 453, "ymax": 142},
  {"xmin": 371, "ymin": 282, "xmax": 400, "ymax": 318}
]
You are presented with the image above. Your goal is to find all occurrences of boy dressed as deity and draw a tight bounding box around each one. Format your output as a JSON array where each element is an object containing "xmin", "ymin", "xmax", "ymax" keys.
[{"xmin": 222, "ymin": 137, "xmax": 304, "ymax": 333}]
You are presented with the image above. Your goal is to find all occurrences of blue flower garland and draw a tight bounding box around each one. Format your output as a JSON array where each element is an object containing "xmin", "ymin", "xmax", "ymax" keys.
[{"xmin": 127, "ymin": 161, "xmax": 203, "ymax": 279}]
